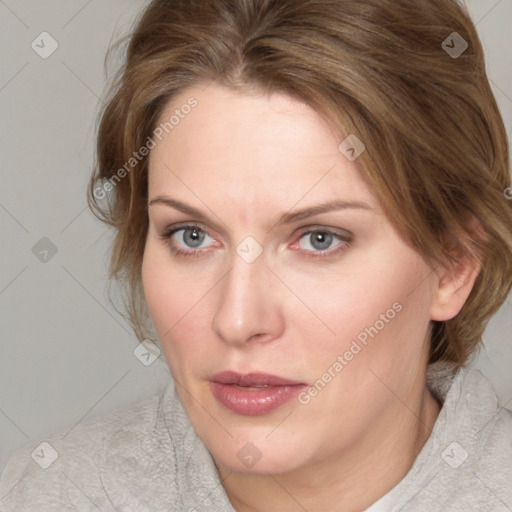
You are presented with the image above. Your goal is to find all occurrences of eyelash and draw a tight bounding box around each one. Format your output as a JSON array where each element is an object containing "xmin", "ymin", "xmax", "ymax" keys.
[{"xmin": 160, "ymin": 224, "xmax": 352, "ymax": 260}]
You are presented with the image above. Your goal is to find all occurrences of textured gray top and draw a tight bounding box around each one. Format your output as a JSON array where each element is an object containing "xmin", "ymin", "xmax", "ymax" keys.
[{"xmin": 1, "ymin": 363, "xmax": 511, "ymax": 511}]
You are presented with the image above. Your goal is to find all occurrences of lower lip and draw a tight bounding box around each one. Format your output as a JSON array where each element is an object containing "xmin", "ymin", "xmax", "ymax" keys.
[{"xmin": 209, "ymin": 382, "xmax": 306, "ymax": 416}]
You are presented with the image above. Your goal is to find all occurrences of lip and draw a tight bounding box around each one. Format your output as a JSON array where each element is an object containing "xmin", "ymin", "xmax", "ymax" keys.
[{"xmin": 209, "ymin": 371, "xmax": 306, "ymax": 416}]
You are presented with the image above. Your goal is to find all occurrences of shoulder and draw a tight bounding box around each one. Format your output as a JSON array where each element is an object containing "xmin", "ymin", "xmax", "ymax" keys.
[
  {"xmin": 443, "ymin": 366, "xmax": 512, "ymax": 470},
  {"xmin": 470, "ymin": 401, "xmax": 512, "ymax": 495},
  {"xmin": 428, "ymin": 366, "xmax": 512, "ymax": 510},
  {"xmin": 380, "ymin": 365, "xmax": 512, "ymax": 512},
  {"xmin": 433, "ymin": 404, "xmax": 512, "ymax": 511},
  {"xmin": 0, "ymin": 386, "xmax": 181, "ymax": 511}
]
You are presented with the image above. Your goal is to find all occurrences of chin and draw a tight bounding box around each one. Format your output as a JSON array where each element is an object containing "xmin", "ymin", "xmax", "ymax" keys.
[{"xmin": 203, "ymin": 429, "xmax": 310, "ymax": 476}]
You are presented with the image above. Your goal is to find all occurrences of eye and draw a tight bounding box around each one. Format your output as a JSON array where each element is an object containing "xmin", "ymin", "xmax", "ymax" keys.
[
  {"xmin": 162, "ymin": 225, "xmax": 218, "ymax": 256},
  {"xmin": 293, "ymin": 228, "xmax": 351, "ymax": 258},
  {"xmin": 299, "ymin": 231, "xmax": 338, "ymax": 251},
  {"xmin": 160, "ymin": 224, "xmax": 350, "ymax": 259}
]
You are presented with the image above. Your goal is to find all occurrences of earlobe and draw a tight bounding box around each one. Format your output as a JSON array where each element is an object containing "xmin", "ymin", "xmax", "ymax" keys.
[{"xmin": 429, "ymin": 248, "xmax": 480, "ymax": 322}]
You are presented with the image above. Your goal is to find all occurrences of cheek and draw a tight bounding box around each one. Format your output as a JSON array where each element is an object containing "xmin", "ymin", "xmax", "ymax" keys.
[
  {"xmin": 141, "ymin": 242, "xmax": 215, "ymax": 366},
  {"xmin": 142, "ymin": 227, "xmax": 434, "ymax": 384},
  {"xmin": 288, "ymin": 250, "xmax": 433, "ymax": 366},
  {"xmin": 142, "ymin": 243, "xmax": 186, "ymax": 354},
  {"xmin": 290, "ymin": 258, "xmax": 434, "ymax": 427},
  {"xmin": 142, "ymin": 247, "xmax": 175, "ymax": 330},
  {"xmin": 142, "ymin": 240, "xmax": 203, "ymax": 326}
]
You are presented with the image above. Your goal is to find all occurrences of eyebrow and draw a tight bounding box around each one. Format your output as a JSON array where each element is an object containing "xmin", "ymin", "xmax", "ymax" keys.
[{"xmin": 148, "ymin": 196, "xmax": 373, "ymax": 228}]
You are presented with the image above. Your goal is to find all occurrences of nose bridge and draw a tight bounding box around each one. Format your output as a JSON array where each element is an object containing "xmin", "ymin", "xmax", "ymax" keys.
[{"xmin": 212, "ymin": 253, "xmax": 281, "ymax": 346}]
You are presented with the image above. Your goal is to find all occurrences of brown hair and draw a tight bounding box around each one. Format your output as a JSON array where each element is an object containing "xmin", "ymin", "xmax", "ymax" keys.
[{"xmin": 88, "ymin": 0, "xmax": 512, "ymax": 366}]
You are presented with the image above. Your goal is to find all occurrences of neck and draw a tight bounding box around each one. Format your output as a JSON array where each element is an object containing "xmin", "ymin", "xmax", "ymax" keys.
[{"xmin": 219, "ymin": 386, "xmax": 441, "ymax": 512}]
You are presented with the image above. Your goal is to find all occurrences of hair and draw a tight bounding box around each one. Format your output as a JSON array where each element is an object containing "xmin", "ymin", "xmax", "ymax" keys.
[{"xmin": 88, "ymin": 0, "xmax": 512, "ymax": 367}]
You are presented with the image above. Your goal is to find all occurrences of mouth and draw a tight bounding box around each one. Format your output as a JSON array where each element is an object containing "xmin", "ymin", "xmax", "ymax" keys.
[{"xmin": 209, "ymin": 371, "xmax": 307, "ymax": 416}]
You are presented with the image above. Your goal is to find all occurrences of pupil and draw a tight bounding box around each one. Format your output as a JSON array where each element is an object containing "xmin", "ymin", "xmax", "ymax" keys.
[{"xmin": 311, "ymin": 232, "xmax": 332, "ymax": 251}]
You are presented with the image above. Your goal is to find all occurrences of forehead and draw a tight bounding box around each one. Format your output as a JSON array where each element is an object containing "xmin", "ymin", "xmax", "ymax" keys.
[{"xmin": 148, "ymin": 83, "xmax": 377, "ymax": 212}]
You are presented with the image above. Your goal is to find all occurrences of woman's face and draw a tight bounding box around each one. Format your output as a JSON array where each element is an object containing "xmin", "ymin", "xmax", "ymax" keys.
[{"xmin": 143, "ymin": 83, "xmax": 439, "ymax": 475}]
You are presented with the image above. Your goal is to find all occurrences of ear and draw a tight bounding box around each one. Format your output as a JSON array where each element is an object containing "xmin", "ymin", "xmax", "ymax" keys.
[{"xmin": 430, "ymin": 233, "xmax": 481, "ymax": 322}]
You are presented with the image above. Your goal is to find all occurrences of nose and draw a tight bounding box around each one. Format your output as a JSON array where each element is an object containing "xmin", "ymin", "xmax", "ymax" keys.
[{"xmin": 211, "ymin": 256, "xmax": 285, "ymax": 347}]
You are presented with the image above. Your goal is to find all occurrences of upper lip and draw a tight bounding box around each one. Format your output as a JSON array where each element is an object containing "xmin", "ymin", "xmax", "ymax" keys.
[{"xmin": 210, "ymin": 371, "xmax": 304, "ymax": 387}]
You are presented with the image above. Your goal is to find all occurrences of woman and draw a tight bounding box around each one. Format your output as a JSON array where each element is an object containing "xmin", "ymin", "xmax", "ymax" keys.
[{"xmin": 1, "ymin": 0, "xmax": 511, "ymax": 510}]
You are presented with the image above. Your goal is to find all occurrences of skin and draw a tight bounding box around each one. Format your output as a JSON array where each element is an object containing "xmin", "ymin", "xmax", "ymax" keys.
[{"xmin": 142, "ymin": 83, "xmax": 479, "ymax": 511}]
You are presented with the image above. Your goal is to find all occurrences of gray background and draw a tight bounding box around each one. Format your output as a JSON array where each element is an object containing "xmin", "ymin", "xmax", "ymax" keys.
[{"xmin": 0, "ymin": 0, "xmax": 511, "ymax": 473}]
